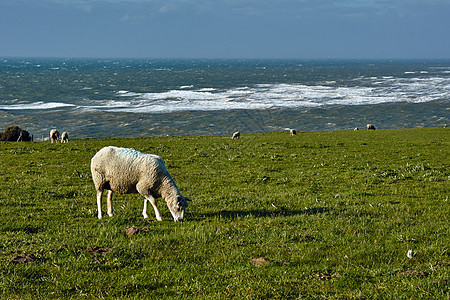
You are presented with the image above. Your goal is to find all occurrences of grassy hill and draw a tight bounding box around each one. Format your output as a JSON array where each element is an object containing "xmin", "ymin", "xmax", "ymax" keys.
[{"xmin": 0, "ymin": 128, "xmax": 448, "ymax": 298}]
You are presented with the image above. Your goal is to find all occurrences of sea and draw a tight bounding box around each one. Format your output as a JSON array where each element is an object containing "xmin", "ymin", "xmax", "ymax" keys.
[{"xmin": 1, "ymin": 58, "xmax": 449, "ymax": 140}]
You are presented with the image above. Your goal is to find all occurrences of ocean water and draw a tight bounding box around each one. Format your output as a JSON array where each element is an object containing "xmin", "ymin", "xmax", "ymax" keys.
[{"xmin": 0, "ymin": 58, "xmax": 449, "ymax": 139}]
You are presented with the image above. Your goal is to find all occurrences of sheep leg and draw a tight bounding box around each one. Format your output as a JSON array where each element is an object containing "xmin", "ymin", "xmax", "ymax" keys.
[
  {"xmin": 142, "ymin": 198, "xmax": 149, "ymax": 219},
  {"xmin": 145, "ymin": 196, "xmax": 162, "ymax": 221},
  {"xmin": 106, "ymin": 190, "xmax": 114, "ymax": 217},
  {"xmin": 96, "ymin": 190, "xmax": 103, "ymax": 219}
]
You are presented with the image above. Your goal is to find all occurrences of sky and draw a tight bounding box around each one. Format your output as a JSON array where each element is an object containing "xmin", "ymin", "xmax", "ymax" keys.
[{"xmin": 1, "ymin": 0, "xmax": 449, "ymax": 59}]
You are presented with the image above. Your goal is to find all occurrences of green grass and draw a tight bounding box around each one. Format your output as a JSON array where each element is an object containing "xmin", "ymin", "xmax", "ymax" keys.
[{"xmin": 0, "ymin": 128, "xmax": 448, "ymax": 299}]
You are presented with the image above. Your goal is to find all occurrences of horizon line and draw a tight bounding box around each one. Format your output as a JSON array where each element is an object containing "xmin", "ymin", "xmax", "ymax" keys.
[{"xmin": 2, "ymin": 56, "xmax": 450, "ymax": 61}]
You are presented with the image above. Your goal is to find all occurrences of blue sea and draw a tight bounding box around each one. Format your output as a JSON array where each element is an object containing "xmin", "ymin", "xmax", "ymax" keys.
[{"xmin": 1, "ymin": 58, "xmax": 449, "ymax": 139}]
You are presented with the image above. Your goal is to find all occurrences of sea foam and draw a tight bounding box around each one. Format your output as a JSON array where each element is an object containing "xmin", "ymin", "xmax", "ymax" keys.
[
  {"xmin": 1, "ymin": 58, "xmax": 448, "ymax": 139},
  {"xmin": 108, "ymin": 74, "xmax": 450, "ymax": 114},
  {"xmin": 0, "ymin": 101, "xmax": 75, "ymax": 110}
]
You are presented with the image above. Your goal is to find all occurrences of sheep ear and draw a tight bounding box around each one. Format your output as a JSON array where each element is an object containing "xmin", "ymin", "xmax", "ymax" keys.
[{"xmin": 184, "ymin": 197, "xmax": 192, "ymax": 202}]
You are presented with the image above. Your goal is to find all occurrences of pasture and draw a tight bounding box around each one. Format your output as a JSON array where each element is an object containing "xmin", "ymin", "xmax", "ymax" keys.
[{"xmin": 0, "ymin": 128, "xmax": 448, "ymax": 298}]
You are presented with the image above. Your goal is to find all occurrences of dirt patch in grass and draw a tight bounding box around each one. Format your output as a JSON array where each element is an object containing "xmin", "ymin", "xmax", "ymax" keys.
[
  {"xmin": 398, "ymin": 270, "xmax": 429, "ymax": 278},
  {"xmin": 298, "ymin": 233, "xmax": 315, "ymax": 242},
  {"xmin": 437, "ymin": 260, "xmax": 449, "ymax": 266},
  {"xmin": 86, "ymin": 247, "xmax": 113, "ymax": 255},
  {"xmin": 11, "ymin": 253, "xmax": 41, "ymax": 263},
  {"xmin": 432, "ymin": 279, "xmax": 448, "ymax": 285},
  {"xmin": 250, "ymin": 257, "xmax": 287, "ymax": 267},
  {"xmin": 123, "ymin": 226, "xmax": 150, "ymax": 237}
]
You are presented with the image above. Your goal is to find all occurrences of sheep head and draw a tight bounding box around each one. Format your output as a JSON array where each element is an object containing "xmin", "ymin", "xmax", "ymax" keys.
[{"xmin": 168, "ymin": 195, "xmax": 191, "ymax": 222}]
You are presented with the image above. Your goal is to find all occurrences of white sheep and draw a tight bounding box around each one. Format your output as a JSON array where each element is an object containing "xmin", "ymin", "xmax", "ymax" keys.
[
  {"xmin": 366, "ymin": 124, "xmax": 376, "ymax": 130},
  {"xmin": 290, "ymin": 129, "xmax": 297, "ymax": 136},
  {"xmin": 61, "ymin": 132, "xmax": 69, "ymax": 143},
  {"xmin": 90, "ymin": 146, "xmax": 191, "ymax": 221},
  {"xmin": 232, "ymin": 131, "xmax": 240, "ymax": 139},
  {"xmin": 50, "ymin": 129, "xmax": 60, "ymax": 143}
]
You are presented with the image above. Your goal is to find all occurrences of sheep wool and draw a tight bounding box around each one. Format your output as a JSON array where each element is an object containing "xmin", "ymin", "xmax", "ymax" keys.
[
  {"xmin": 50, "ymin": 129, "xmax": 59, "ymax": 143},
  {"xmin": 61, "ymin": 132, "xmax": 69, "ymax": 143},
  {"xmin": 91, "ymin": 146, "xmax": 190, "ymax": 221}
]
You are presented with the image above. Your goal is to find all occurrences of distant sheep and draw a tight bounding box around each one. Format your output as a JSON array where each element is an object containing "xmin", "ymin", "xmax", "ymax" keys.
[
  {"xmin": 232, "ymin": 131, "xmax": 240, "ymax": 139},
  {"xmin": 61, "ymin": 132, "xmax": 69, "ymax": 143},
  {"xmin": 354, "ymin": 127, "xmax": 359, "ymax": 131},
  {"xmin": 290, "ymin": 129, "xmax": 297, "ymax": 136},
  {"xmin": 50, "ymin": 129, "xmax": 60, "ymax": 143},
  {"xmin": 366, "ymin": 124, "xmax": 376, "ymax": 130},
  {"xmin": 90, "ymin": 146, "xmax": 191, "ymax": 221}
]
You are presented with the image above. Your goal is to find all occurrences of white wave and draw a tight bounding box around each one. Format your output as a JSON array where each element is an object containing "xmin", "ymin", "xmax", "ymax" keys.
[
  {"xmin": 79, "ymin": 100, "xmax": 134, "ymax": 110},
  {"xmin": 0, "ymin": 101, "xmax": 75, "ymax": 110},
  {"xmin": 106, "ymin": 74, "xmax": 450, "ymax": 113},
  {"xmin": 4, "ymin": 72, "xmax": 448, "ymax": 115},
  {"xmin": 116, "ymin": 91, "xmax": 141, "ymax": 97}
]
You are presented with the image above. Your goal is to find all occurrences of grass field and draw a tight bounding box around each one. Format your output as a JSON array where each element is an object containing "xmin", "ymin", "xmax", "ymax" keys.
[{"xmin": 0, "ymin": 128, "xmax": 448, "ymax": 299}]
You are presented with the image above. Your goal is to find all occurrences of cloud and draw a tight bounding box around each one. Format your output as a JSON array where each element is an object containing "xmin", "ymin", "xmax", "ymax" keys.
[
  {"xmin": 159, "ymin": 2, "xmax": 179, "ymax": 13},
  {"xmin": 77, "ymin": 3, "xmax": 93, "ymax": 12},
  {"xmin": 121, "ymin": 13, "xmax": 145, "ymax": 23}
]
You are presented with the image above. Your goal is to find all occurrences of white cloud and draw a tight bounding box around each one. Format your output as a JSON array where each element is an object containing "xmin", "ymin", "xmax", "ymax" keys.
[
  {"xmin": 121, "ymin": 13, "xmax": 145, "ymax": 23},
  {"xmin": 159, "ymin": 3, "xmax": 179, "ymax": 13},
  {"xmin": 77, "ymin": 3, "xmax": 93, "ymax": 12}
]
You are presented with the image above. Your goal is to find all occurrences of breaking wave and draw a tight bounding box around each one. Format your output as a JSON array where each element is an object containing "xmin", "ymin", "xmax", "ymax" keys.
[
  {"xmin": 1, "ymin": 58, "xmax": 448, "ymax": 138},
  {"xmin": 102, "ymin": 75, "xmax": 449, "ymax": 113},
  {"xmin": 0, "ymin": 101, "xmax": 75, "ymax": 110}
]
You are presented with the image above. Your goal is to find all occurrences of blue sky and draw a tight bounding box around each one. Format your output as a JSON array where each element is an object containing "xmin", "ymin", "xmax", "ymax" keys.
[{"xmin": 1, "ymin": 0, "xmax": 449, "ymax": 59}]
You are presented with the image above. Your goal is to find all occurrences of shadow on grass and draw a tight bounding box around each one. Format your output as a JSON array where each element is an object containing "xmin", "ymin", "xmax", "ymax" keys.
[{"xmin": 194, "ymin": 207, "xmax": 330, "ymax": 220}]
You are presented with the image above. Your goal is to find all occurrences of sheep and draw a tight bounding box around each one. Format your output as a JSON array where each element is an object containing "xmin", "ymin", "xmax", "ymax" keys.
[
  {"xmin": 232, "ymin": 131, "xmax": 240, "ymax": 139},
  {"xmin": 50, "ymin": 129, "xmax": 60, "ymax": 143},
  {"xmin": 354, "ymin": 127, "xmax": 359, "ymax": 131},
  {"xmin": 90, "ymin": 146, "xmax": 191, "ymax": 222},
  {"xmin": 366, "ymin": 124, "xmax": 376, "ymax": 130},
  {"xmin": 290, "ymin": 129, "xmax": 297, "ymax": 136},
  {"xmin": 61, "ymin": 132, "xmax": 69, "ymax": 143}
]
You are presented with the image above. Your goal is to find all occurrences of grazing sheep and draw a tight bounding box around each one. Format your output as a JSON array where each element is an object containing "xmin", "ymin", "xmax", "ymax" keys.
[
  {"xmin": 61, "ymin": 132, "xmax": 69, "ymax": 143},
  {"xmin": 354, "ymin": 127, "xmax": 359, "ymax": 131},
  {"xmin": 90, "ymin": 146, "xmax": 191, "ymax": 221},
  {"xmin": 50, "ymin": 129, "xmax": 60, "ymax": 143},
  {"xmin": 290, "ymin": 129, "xmax": 297, "ymax": 136},
  {"xmin": 366, "ymin": 124, "xmax": 376, "ymax": 130},
  {"xmin": 232, "ymin": 131, "xmax": 240, "ymax": 139}
]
